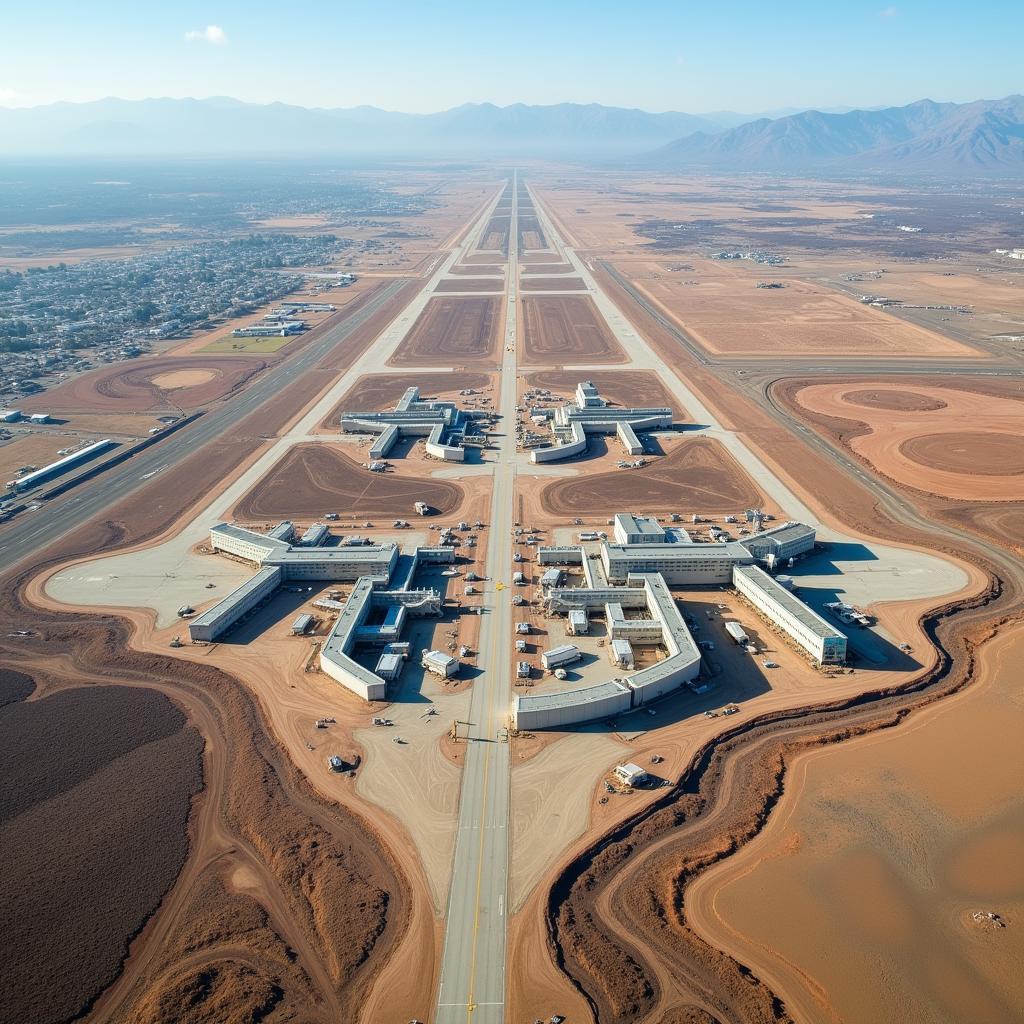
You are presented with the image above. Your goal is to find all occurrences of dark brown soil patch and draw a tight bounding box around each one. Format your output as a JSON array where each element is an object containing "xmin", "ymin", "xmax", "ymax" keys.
[
  {"xmin": 521, "ymin": 277, "xmax": 587, "ymax": 291},
  {"xmin": 325, "ymin": 371, "xmax": 492, "ymax": 428},
  {"xmin": 450, "ymin": 265, "xmax": 503, "ymax": 275},
  {"xmin": 0, "ymin": 682, "xmax": 203, "ymax": 1024},
  {"xmin": 234, "ymin": 444, "xmax": 465, "ymax": 520},
  {"xmin": 434, "ymin": 278, "xmax": 504, "ymax": 293},
  {"xmin": 390, "ymin": 296, "xmax": 501, "ymax": 366}
]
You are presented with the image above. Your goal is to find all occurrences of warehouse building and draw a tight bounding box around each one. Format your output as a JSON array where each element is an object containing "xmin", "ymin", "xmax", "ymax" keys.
[
  {"xmin": 732, "ymin": 564, "xmax": 846, "ymax": 664},
  {"xmin": 6, "ymin": 437, "xmax": 118, "ymax": 493},
  {"xmin": 529, "ymin": 381, "xmax": 674, "ymax": 463},
  {"xmin": 613, "ymin": 513, "xmax": 666, "ymax": 545},
  {"xmin": 188, "ymin": 566, "xmax": 283, "ymax": 642},
  {"xmin": 739, "ymin": 521, "xmax": 816, "ymax": 565},
  {"xmin": 232, "ymin": 320, "xmax": 305, "ymax": 337},
  {"xmin": 341, "ymin": 385, "xmax": 488, "ymax": 463}
]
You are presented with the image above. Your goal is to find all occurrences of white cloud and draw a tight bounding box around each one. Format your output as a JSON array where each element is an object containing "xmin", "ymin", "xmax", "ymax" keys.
[
  {"xmin": 0, "ymin": 87, "xmax": 19, "ymax": 103},
  {"xmin": 184, "ymin": 25, "xmax": 227, "ymax": 45},
  {"xmin": 879, "ymin": 6, "xmax": 899, "ymax": 16}
]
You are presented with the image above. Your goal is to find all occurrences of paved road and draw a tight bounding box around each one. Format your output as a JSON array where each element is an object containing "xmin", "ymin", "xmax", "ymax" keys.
[
  {"xmin": 0, "ymin": 279, "xmax": 409, "ymax": 574},
  {"xmin": 435, "ymin": 175, "xmax": 518, "ymax": 1024}
]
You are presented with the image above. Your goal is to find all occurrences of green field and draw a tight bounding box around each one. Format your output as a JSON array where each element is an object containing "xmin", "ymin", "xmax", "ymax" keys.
[{"xmin": 200, "ymin": 333, "xmax": 297, "ymax": 354}]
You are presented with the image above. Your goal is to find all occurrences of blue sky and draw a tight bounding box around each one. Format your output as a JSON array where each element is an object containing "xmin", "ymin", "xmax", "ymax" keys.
[{"xmin": 2, "ymin": 0, "xmax": 1020, "ymax": 112}]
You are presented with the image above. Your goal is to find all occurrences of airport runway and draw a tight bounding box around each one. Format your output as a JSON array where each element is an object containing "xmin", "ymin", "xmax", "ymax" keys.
[
  {"xmin": 435, "ymin": 176, "xmax": 517, "ymax": 1024},
  {"xmin": 0, "ymin": 280, "xmax": 412, "ymax": 575}
]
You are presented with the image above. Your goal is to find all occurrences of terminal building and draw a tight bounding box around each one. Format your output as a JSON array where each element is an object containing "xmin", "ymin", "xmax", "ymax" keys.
[
  {"xmin": 517, "ymin": 517, "xmax": 837, "ymax": 726},
  {"xmin": 341, "ymin": 385, "xmax": 488, "ymax": 463},
  {"xmin": 528, "ymin": 381, "xmax": 674, "ymax": 463},
  {"xmin": 513, "ymin": 571, "xmax": 703, "ymax": 730},
  {"xmin": 189, "ymin": 521, "xmax": 454, "ymax": 699}
]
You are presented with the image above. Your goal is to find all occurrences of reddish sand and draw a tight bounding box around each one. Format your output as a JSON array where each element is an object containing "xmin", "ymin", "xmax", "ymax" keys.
[
  {"xmin": 843, "ymin": 388, "xmax": 948, "ymax": 412},
  {"xmin": 686, "ymin": 621, "xmax": 1024, "ymax": 1024},
  {"xmin": 792, "ymin": 382, "xmax": 1024, "ymax": 500},
  {"xmin": 900, "ymin": 431, "xmax": 1024, "ymax": 475}
]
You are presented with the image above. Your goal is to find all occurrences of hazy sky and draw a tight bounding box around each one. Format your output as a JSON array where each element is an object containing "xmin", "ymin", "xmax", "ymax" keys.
[{"xmin": 2, "ymin": 0, "xmax": 1020, "ymax": 113}]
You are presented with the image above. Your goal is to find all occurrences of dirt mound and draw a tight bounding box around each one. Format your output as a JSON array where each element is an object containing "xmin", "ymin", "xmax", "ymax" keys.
[
  {"xmin": 843, "ymin": 388, "xmax": 947, "ymax": 412},
  {"xmin": 522, "ymin": 296, "xmax": 626, "ymax": 364},
  {"xmin": 390, "ymin": 296, "xmax": 500, "ymax": 366},
  {"xmin": 541, "ymin": 438, "xmax": 760, "ymax": 517},
  {"xmin": 526, "ymin": 369, "xmax": 685, "ymax": 418},
  {"xmin": 234, "ymin": 444, "xmax": 465, "ymax": 520},
  {"xmin": 20, "ymin": 355, "xmax": 267, "ymax": 415},
  {"xmin": 899, "ymin": 432, "xmax": 1024, "ymax": 475}
]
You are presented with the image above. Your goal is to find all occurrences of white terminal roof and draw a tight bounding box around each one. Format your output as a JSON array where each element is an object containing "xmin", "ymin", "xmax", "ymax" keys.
[{"xmin": 733, "ymin": 565, "xmax": 844, "ymax": 641}]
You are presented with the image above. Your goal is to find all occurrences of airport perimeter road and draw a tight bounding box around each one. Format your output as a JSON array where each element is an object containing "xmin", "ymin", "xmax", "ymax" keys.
[
  {"xmin": 0, "ymin": 278, "xmax": 411, "ymax": 574},
  {"xmin": 435, "ymin": 175, "xmax": 517, "ymax": 1024}
]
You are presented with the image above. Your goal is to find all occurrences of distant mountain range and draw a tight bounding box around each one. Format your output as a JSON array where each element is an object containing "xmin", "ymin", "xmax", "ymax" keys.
[
  {"xmin": 645, "ymin": 96, "xmax": 1024, "ymax": 176},
  {"xmin": 0, "ymin": 98, "xmax": 756, "ymax": 158},
  {"xmin": 2, "ymin": 95, "xmax": 1020, "ymax": 175}
]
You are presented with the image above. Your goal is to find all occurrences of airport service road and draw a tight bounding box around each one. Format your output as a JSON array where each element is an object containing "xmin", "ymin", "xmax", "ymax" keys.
[
  {"xmin": 0, "ymin": 278, "xmax": 409, "ymax": 575},
  {"xmin": 44, "ymin": 188, "xmax": 506, "ymax": 621},
  {"xmin": 435, "ymin": 174, "xmax": 518, "ymax": 1024}
]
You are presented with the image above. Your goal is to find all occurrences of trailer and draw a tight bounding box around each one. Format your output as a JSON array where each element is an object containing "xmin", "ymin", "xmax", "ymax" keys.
[
  {"xmin": 541, "ymin": 644, "xmax": 581, "ymax": 670},
  {"xmin": 724, "ymin": 621, "xmax": 749, "ymax": 645}
]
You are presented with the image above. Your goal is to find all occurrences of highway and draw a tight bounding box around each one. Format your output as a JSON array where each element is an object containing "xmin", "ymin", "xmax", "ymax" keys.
[
  {"xmin": 0, "ymin": 278, "xmax": 410, "ymax": 575},
  {"xmin": 435, "ymin": 176, "xmax": 517, "ymax": 1024}
]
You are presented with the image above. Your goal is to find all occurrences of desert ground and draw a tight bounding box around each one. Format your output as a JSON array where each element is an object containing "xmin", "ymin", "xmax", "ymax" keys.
[
  {"xmin": 521, "ymin": 295, "xmax": 627, "ymax": 364},
  {"xmin": 389, "ymin": 295, "xmax": 502, "ymax": 366}
]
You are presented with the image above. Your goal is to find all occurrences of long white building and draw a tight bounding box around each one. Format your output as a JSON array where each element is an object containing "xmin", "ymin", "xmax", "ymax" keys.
[{"xmin": 732, "ymin": 564, "xmax": 846, "ymax": 664}]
